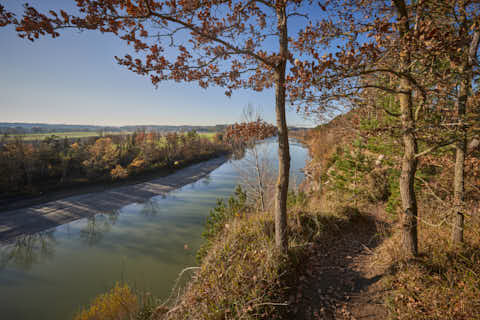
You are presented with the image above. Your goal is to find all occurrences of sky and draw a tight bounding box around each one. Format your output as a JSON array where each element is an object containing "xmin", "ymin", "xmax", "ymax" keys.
[{"xmin": 0, "ymin": 1, "xmax": 320, "ymax": 128}]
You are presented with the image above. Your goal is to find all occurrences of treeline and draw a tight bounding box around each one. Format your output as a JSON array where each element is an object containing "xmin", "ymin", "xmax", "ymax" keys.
[{"xmin": 0, "ymin": 130, "xmax": 229, "ymax": 200}]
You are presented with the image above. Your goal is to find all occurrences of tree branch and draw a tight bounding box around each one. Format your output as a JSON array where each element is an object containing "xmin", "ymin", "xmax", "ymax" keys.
[
  {"xmin": 142, "ymin": 0, "xmax": 275, "ymax": 68},
  {"xmin": 414, "ymin": 139, "xmax": 456, "ymax": 159}
]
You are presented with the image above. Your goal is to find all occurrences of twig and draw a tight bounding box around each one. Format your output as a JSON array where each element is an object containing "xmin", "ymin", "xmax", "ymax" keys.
[
  {"xmin": 467, "ymin": 181, "xmax": 480, "ymax": 193},
  {"xmin": 161, "ymin": 266, "xmax": 200, "ymax": 308},
  {"xmin": 414, "ymin": 139, "xmax": 456, "ymax": 159},
  {"xmin": 360, "ymin": 242, "xmax": 375, "ymax": 254},
  {"xmin": 417, "ymin": 216, "xmax": 448, "ymax": 228},
  {"xmin": 415, "ymin": 176, "xmax": 448, "ymax": 206},
  {"xmin": 251, "ymin": 301, "xmax": 289, "ymax": 308}
]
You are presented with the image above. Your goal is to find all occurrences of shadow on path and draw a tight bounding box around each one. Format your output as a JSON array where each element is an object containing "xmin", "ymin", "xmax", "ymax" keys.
[{"xmin": 287, "ymin": 209, "xmax": 390, "ymax": 320}]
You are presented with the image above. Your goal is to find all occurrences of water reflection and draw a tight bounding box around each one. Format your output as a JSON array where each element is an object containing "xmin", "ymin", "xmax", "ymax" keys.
[
  {"xmin": 139, "ymin": 200, "xmax": 162, "ymax": 218},
  {"xmin": 201, "ymin": 174, "xmax": 211, "ymax": 186},
  {"xmin": 80, "ymin": 212, "xmax": 119, "ymax": 246},
  {"xmin": 0, "ymin": 232, "xmax": 56, "ymax": 270}
]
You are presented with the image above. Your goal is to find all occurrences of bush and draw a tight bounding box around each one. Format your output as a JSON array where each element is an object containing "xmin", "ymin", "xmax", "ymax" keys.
[
  {"xmin": 168, "ymin": 211, "xmax": 290, "ymax": 320},
  {"xmin": 74, "ymin": 283, "xmax": 138, "ymax": 320},
  {"xmin": 196, "ymin": 185, "xmax": 247, "ymax": 262},
  {"xmin": 110, "ymin": 165, "xmax": 128, "ymax": 180}
]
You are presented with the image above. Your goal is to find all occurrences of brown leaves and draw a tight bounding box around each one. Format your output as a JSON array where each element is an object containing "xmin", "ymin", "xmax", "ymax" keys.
[
  {"xmin": 3, "ymin": 1, "xmax": 323, "ymax": 101},
  {"xmin": 224, "ymin": 120, "xmax": 278, "ymax": 145},
  {"xmin": 0, "ymin": 5, "xmax": 16, "ymax": 27}
]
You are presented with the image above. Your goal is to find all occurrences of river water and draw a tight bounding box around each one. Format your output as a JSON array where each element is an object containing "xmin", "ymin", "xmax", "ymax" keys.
[{"xmin": 0, "ymin": 139, "xmax": 309, "ymax": 320}]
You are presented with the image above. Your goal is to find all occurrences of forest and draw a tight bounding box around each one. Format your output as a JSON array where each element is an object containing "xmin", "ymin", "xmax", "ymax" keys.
[{"xmin": 0, "ymin": 131, "xmax": 227, "ymax": 201}]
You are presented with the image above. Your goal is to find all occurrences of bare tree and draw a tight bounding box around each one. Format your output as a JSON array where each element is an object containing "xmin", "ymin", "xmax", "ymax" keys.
[{"xmin": 235, "ymin": 105, "xmax": 276, "ymax": 212}]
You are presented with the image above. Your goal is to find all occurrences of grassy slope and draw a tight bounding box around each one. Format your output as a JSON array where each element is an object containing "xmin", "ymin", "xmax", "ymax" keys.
[{"xmin": 301, "ymin": 108, "xmax": 480, "ymax": 320}]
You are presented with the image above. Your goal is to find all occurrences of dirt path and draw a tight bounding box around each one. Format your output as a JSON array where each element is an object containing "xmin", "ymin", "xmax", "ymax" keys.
[
  {"xmin": 0, "ymin": 156, "xmax": 227, "ymax": 243},
  {"xmin": 289, "ymin": 211, "xmax": 389, "ymax": 320}
]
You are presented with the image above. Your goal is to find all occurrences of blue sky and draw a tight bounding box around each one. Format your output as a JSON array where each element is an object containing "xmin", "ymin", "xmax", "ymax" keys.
[{"xmin": 0, "ymin": 1, "xmax": 318, "ymax": 127}]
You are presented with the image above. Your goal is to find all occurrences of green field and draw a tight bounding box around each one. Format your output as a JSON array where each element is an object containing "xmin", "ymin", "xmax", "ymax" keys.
[
  {"xmin": 198, "ymin": 132, "xmax": 217, "ymax": 139},
  {"xmin": 5, "ymin": 131, "xmax": 217, "ymax": 141},
  {"xmin": 5, "ymin": 131, "xmax": 131, "ymax": 141}
]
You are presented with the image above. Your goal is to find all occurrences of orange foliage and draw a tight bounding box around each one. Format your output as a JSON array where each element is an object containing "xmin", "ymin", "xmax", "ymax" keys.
[
  {"xmin": 110, "ymin": 164, "xmax": 128, "ymax": 180},
  {"xmin": 224, "ymin": 120, "xmax": 277, "ymax": 145}
]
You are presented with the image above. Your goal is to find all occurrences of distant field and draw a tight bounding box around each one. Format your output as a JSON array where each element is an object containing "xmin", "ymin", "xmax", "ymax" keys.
[
  {"xmin": 6, "ymin": 131, "xmax": 131, "ymax": 141},
  {"xmin": 6, "ymin": 131, "xmax": 218, "ymax": 141},
  {"xmin": 199, "ymin": 132, "xmax": 217, "ymax": 139}
]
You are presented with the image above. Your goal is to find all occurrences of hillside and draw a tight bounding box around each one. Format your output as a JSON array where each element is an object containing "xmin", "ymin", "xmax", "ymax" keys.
[
  {"xmin": 293, "ymin": 107, "xmax": 480, "ymax": 319},
  {"xmin": 159, "ymin": 106, "xmax": 480, "ymax": 319}
]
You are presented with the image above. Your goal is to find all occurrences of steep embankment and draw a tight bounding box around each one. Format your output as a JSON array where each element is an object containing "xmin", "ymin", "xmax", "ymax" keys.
[{"xmin": 292, "ymin": 107, "xmax": 480, "ymax": 320}]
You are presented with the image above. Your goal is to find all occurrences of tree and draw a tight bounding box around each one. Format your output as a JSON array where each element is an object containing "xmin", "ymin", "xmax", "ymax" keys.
[
  {"xmin": 2, "ymin": 0, "xmax": 328, "ymax": 252},
  {"xmin": 290, "ymin": 0, "xmax": 466, "ymax": 256},
  {"xmin": 290, "ymin": 0, "xmax": 420, "ymax": 256},
  {"xmin": 83, "ymin": 137, "xmax": 120, "ymax": 178},
  {"xmin": 443, "ymin": 2, "xmax": 480, "ymax": 245},
  {"xmin": 385, "ymin": 0, "xmax": 480, "ymax": 245},
  {"xmin": 232, "ymin": 106, "xmax": 277, "ymax": 211}
]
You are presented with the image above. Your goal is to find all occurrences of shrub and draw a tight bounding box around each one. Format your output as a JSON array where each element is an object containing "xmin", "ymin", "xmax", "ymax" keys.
[
  {"xmin": 110, "ymin": 165, "xmax": 129, "ymax": 180},
  {"xmin": 73, "ymin": 283, "xmax": 138, "ymax": 320},
  {"xmin": 168, "ymin": 211, "xmax": 290, "ymax": 320},
  {"xmin": 196, "ymin": 185, "xmax": 247, "ymax": 262}
]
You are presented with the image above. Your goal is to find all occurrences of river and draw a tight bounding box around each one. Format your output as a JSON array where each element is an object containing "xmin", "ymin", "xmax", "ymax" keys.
[{"xmin": 0, "ymin": 139, "xmax": 309, "ymax": 320}]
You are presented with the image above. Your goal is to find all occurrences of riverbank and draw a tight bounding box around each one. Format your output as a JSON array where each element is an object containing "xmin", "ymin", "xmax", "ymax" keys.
[
  {"xmin": 0, "ymin": 155, "xmax": 228, "ymax": 243},
  {"xmin": 0, "ymin": 131, "xmax": 229, "ymax": 206},
  {"xmin": 0, "ymin": 152, "xmax": 229, "ymax": 213}
]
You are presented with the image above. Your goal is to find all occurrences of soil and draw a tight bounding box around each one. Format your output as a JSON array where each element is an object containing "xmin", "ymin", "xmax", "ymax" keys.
[{"xmin": 288, "ymin": 209, "xmax": 390, "ymax": 320}]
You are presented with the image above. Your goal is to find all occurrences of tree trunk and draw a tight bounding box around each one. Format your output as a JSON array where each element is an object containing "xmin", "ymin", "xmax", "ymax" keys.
[
  {"xmin": 274, "ymin": 4, "xmax": 290, "ymax": 253},
  {"xmin": 453, "ymin": 129, "xmax": 466, "ymax": 244},
  {"xmin": 394, "ymin": 0, "xmax": 418, "ymax": 257},
  {"xmin": 452, "ymin": 30, "xmax": 479, "ymax": 244},
  {"xmin": 398, "ymin": 75, "xmax": 419, "ymax": 257},
  {"xmin": 452, "ymin": 68, "xmax": 468, "ymax": 245},
  {"xmin": 252, "ymin": 146, "xmax": 266, "ymax": 211}
]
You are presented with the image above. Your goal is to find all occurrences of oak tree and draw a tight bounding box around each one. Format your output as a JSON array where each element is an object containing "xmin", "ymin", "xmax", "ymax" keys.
[
  {"xmin": 297, "ymin": 0, "xmax": 480, "ymax": 255},
  {"xmin": 435, "ymin": 1, "xmax": 480, "ymax": 244},
  {"xmin": 289, "ymin": 0, "xmax": 479, "ymax": 256}
]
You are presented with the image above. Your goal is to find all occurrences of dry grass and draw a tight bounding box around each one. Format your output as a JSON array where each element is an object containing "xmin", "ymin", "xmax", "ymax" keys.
[
  {"xmin": 376, "ymin": 200, "xmax": 480, "ymax": 320},
  {"xmin": 163, "ymin": 212, "xmax": 286, "ymax": 319},
  {"xmin": 304, "ymin": 109, "xmax": 480, "ymax": 320},
  {"xmin": 155, "ymin": 192, "xmax": 356, "ymax": 320}
]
